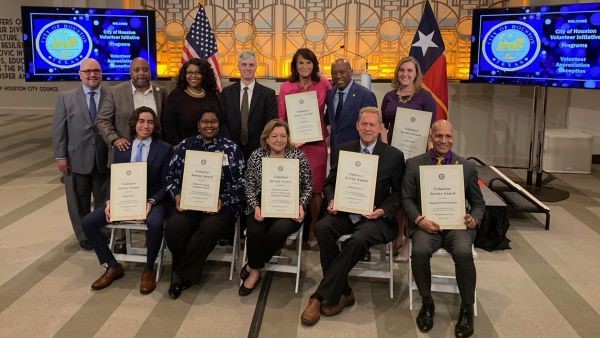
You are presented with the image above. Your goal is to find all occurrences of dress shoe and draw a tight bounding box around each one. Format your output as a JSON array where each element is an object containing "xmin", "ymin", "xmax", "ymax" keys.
[
  {"xmin": 91, "ymin": 264, "xmax": 124, "ymax": 290},
  {"xmin": 300, "ymin": 297, "xmax": 321, "ymax": 326},
  {"xmin": 238, "ymin": 273, "xmax": 261, "ymax": 296},
  {"xmin": 79, "ymin": 240, "xmax": 93, "ymax": 251},
  {"xmin": 416, "ymin": 303, "xmax": 435, "ymax": 332},
  {"xmin": 168, "ymin": 279, "xmax": 191, "ymax": 299},
  {"xmin": 113, "ymin": 243, "xmax": 127, "ymax": 254},
  {"xmin": 361, "ymin": 251, "xmax": 372, "ymax": 262},
  {"xmin": 240, "ymin": 263, "xmax": 250, "ymax": 281},
  {"xmin": 454, "ymin": 305, "xmax": 474, "ymax": 337},
  {"xmin": 139, "ymin": 270, "xmax": 156, "ymax": 294},
  {"xmin": 321, "ymin": 292, "xmax": 355, "ymax": 317}
]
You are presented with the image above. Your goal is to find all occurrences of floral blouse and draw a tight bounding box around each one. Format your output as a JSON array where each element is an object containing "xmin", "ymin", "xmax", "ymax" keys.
[
  {"xmin": 244, "ymin": 147, "xmax": 313, "ymax": 215},
  {"xmin": 166, "ymin": 135, "xmax": 245, "ymax": 218}
]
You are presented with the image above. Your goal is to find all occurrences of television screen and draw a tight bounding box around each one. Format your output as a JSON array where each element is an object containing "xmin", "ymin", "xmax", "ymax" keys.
[
  {"xmin": 21, "ymin": 6, "xmax": 157, "ymax": 82},
  {"xmin": 469, "ymin": 3, "xmax": 600, "ymax": 88}
]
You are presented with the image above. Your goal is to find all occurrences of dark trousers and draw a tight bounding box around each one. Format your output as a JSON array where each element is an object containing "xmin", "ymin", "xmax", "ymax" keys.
[
  {"xmin": 165, "ymin": 209, "xmax": 235, "ymax": 283},
  {"xmin": 81, "ymin": 204, "xmax": 166, "ymax": 270},
  {"xmin": 71, "ymin": 167, "xmax": 107, "ymax": 239},
  {"xmin": 246, "ymin": 215, "xmax": 301, "ymax": 269},
  {"xmin": 411, "ymin": 228, "xmax": 477, "ymax": 305},
  {"xmin": 313, "ymin": 213, "xmax": 396, "ymax": 303}
]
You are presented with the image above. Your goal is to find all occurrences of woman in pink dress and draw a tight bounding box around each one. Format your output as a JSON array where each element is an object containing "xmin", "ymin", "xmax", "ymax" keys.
[{"xmin": 278, "ymin": 48, "xmax": 332, "ymax": 246}]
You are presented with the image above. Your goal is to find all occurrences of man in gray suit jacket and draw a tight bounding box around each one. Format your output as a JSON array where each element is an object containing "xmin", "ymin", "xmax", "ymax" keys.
[
  {"xmin": 52, "ymin": 58, "xmax": 111, "ymax": 250},
  {"xmin": 301, "ymin": 107, "xmax": 405, "ymax": 326},
  {"xmin": 97, "ymin": 57, "xmax": 167, "ymax": 154},
  {"xmin": 402, "ymin": 120, "xmax": 485, "ymax": 338}
]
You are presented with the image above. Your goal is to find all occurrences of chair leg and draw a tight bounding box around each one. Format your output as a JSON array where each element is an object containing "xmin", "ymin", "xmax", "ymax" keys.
[
  {"xmin": 474, "ymin": 290, "xmax": 478, "ymax": 316},
  {"xmin": 388, "ymin": 242, "xmax": 394, "ymax": 299},
  {"xmin": 295, "ymin": 224, "xmax": 303, "ymax": 294},
  {"xmin": 241, "ymin": 235, "xmax": 248, "ymax": 286},
  {"xmin": 230, "ymin": 222, "xmax": 240, "ymax": 281},
  {"xmin": 155, "ymin": 237, "xmax": 165, "ymax": 282},
  {"xmin": 408, "ymin": 240, "xmax": 413, "ymax": 310}
]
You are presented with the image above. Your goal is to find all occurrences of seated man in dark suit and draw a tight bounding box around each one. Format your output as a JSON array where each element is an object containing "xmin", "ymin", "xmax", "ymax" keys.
[
  {"xmin": 301, "ymin": 107, "xmax": 405, "ymax": 325},
  {"xmin": 82, "ymin": 106, "xmax": 173, "ymax": 294},
  {"xmin": 402, "ymin": 120, "xmax": 485, "ymax": 338}
]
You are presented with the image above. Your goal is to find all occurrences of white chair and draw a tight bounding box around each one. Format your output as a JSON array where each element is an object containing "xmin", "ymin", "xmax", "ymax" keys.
[
  {"xmin": 206, "ymin": 220, "xmax": 240, "ymax": 280},
  {"xmin": 242, "ymin": 224, "xmax": 304, "ymax": 293},
  {"xmin": 106, "ymin": 221, "xmax": 166, "ymax": 282},
  {"xmin": 337, "ymin": 235, "xmax": 394, "ymax": 299},
  {"xmin": 408, "ymin": 240, "xmax": 478, "ymax": 316}
]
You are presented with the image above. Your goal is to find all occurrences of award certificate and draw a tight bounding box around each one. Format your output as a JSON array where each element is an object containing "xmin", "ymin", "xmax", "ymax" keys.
[
  {"xmin": 419, "ymin": 164, "xmax": 466, "ymax": 230},
  {"xmin": 110, "ymin": 162, "xmax": 147, "ymax": 221},
  {"xmin": 180, "ymin": 150, "xmax": 223, "ymax": 212},
  {"xmin": 284, "ymin": 91, "xmax": 323, "ymax": 143},
  {"xmin": 333, "ymin": 150, "xmax": 378, "ymax": 215},
  {"xmin": 391, "ymin": 107, "xmax": 432, "ymax": 159},
  {"xmin": 260, "ymin": 157, "xmax": 299, "ymax": 218}
]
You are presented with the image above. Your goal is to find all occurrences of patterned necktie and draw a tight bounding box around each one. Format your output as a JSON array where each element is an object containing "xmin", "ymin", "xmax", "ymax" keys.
[
  {"xmin": 89, "ymin": 91, "xmax": 97, "ymax": 123},
  {"xmin": 335, "ymin": 91, "xmax": 344, "ymax": 123},
  {"xmin": 363, "ymin": 148, "xmax": 370, "ymax": 155},
  {"xmin": 134, "ymin": 142, "xmax": 145, "ymax": 162},
  {"xmin": 436, "ymin": 157, "xmax": 444, "ymax": 165},
  {"xmin": 240, "ymin": 87, "xmax": 249, "ymax": 145}
]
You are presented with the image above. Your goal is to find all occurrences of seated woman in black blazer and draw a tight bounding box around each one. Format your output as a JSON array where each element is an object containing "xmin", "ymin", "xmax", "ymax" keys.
[
  {"xmin": 240, "ymin": 119, "xmax": 313, "ymax": 296},
  {"xmin": 82, "ymin": 106, "xmax": 173, "ymax": 294}
]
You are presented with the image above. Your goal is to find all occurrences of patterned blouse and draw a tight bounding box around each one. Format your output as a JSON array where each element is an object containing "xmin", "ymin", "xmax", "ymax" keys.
[
  {"xmin": 244, "ymin": 147, "xmax": 313, "ymax": 215},
  {"xmin": 166, "ymin": 135, "xmax": 245, "ymax": 218}
]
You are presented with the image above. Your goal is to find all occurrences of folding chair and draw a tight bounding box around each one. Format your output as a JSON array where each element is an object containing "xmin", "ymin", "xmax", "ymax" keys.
[
  {"xmin": 337, "ymin": 234, "xmax": 394, "ymax": 299},
  {"xmin": 206, "ymin": 220, "xmax": 241, "ymax": 280},
  {"xmin": 408, "ymin": 240, "xmax": 478, "ymax": 316}
]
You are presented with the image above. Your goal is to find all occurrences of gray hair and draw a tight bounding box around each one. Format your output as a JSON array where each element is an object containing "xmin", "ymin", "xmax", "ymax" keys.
[
  {"xmin": 239, "ymin": 51, "xmax": 256, "ymax": 61},
  {"xmin": 358, "ymin": 106, "xmax": 382, "ymax": 123}
]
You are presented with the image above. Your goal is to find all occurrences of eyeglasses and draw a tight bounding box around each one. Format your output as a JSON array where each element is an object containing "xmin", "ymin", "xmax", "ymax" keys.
[
  {"xmin": 80, "ymin": 69, "xmax": 102, "ymax": 75},
  {"xmin": 186, "ymin": 71, "xmax": 202, "ymax": 76}
]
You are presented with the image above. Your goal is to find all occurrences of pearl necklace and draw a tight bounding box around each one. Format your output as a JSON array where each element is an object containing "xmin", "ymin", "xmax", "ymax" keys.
[{"xmin": 187, "ymin": 87, "xmax": 206, "ymax": 98}]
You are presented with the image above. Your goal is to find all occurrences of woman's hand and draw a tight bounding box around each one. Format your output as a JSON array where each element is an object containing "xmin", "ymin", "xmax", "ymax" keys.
[
  {"xmin": 254, "ymin": 206, "xmax": 263, "ymax": 222},
  {"xmin": 175, "ymin": 195, "xmax": 187, "ymax": 212},
  {"xmin": 104, "ymin": 202, "xmax": 111, "ymax": 223},
  {"xmin": 295, "ymin": 206, "xmax": 305, "ymax": 223}
]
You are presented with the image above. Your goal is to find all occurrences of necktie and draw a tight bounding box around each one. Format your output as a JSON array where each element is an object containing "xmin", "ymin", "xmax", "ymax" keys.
[
  {"xmin": 134, "ymin": 142, "xmax": 145, "ymax": 162},
  {"xmin": 240, "ymin": 87, "xmax": 249, "ymax": 145},
  {"xmin": 89, "ymin": 91, "xmax": 97, "ymax": 123},
  {"xmin": 363, "ymin": 148, "xmax": 370, "ymax": 155},
  {"xmin": 436, "ymin": 157, "xmax": 445, "ymax": 165},
  {"xmin": 335, "ymin": 91, "xmax": 344, "ymax": 123},
  {"xmin": 349, "ymin": 147, "xmax": 371, "ymax": 224}
]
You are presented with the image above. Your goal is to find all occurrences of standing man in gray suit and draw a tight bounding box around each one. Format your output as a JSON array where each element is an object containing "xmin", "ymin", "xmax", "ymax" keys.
[
  {"xmin": 402, "ymin": 120, "xmax": 485, "ymax": 338},
  {"xmin": 97, "ymin": 57, "xmax": 167, "ymax": 154},
  {"xmin": 53, "ymin": 58, "xmax": 111, "ymax": 250}
]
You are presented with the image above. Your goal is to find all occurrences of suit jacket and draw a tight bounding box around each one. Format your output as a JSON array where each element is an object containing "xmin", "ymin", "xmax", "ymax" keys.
[
  {"xmin": 108, "ymin": 138, "xmax": 173, "ymax": 207},
  {"xmin": 96, "ymin": 81, "xmax": 168, "ymax": 147},
  {"xmin": 324, "ymin": 140, "xmax": 405, "ymax": 237},
  {"xmin": 52, "ymin": 85, "xmax": 111, "ymax": 175},
  {"xmin": 220, "ymin": 81, "xmax": 277, "ymax": 158},
  {"xmin": 325, "ymin": 82, "xmax": 377, "ymax": 155},
  {"xmin": 402, "ymin": 151, "xmax": 486, "ymax": 236}
]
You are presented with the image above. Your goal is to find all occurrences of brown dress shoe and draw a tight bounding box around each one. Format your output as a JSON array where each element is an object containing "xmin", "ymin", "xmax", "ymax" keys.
[
  {"xmin": 321, "ymin": 292, "xmax": 356, "ymax": 317},
  {"xmin": 140, "ymin": 270, "xmax": 156, "ymax": 294},
  {"xmin": 91, "ymin": 264, "xmax": 124, "ymax": 290},
  {"xmin": 301, "ymin": 298, "xmax": 321, "ymax": 325}
]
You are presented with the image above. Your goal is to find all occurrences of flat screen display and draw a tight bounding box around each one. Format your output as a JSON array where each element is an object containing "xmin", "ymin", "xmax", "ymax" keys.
[
  {"xmin": 469, "ymin": 3, "xmax": 600, "ymax": 88},
  {"xmin": 21, "ymin": 6, "xmax": 157, "ymax": 82}
]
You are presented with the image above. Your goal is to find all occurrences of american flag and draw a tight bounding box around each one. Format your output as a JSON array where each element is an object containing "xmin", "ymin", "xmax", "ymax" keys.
[{"xmin": 181, "ymin": 5, "xmax": 222, "ymax": 91}]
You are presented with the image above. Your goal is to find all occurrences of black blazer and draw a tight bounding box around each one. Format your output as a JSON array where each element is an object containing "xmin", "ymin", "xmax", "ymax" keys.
[
  {"xmin": 220, "ymin": 81, "xmax": 277, "ymax": 157},
  {"xmin": 108, "ymin": 138, "xmax": 173, "ymax": 207},
  {"xmin": 324, "ymin": 139, "xmax": 405, "ymax": 228},
  {"xmin": 401, "ymin": 151, "xmax": 486, "ymax": 236}
]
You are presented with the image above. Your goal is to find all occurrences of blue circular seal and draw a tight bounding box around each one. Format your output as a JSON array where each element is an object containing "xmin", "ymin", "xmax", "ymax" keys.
[
  {"xmin": 482, "ymin": 21, "xmax": 540, "ymax": 72},
  {"xmin": 36, "ymin": 20, "xmax": 92, "ymax": 69}
]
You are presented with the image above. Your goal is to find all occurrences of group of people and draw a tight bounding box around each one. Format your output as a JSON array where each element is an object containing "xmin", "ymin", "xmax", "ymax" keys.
[{"xmin": 52, "ymin": 48, "xmax": 484, "ymax": 337}]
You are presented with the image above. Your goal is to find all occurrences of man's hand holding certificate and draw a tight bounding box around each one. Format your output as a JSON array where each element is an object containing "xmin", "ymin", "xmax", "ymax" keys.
[
  {"xmin": 180, "ymin": 150, "xmax": 223, "ymax": 212},
  {"xmin": 109, "ymin": 162, "xmax": 147, "ymax": 221},
  {"xmin": 419, "ymin": 164, "xmax": 466, "ymax": 230},
  {"xmin": 333, "ymin": 150, "xmax": 378, "ymax": 215},
  {"xmin": 284, "ymin": 91, "xmax": 323, "ymax": 144}
]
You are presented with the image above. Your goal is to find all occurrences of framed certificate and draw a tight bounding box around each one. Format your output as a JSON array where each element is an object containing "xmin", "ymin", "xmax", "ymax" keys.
[
  {"xmin": 180, "ymin": 150, "xmax": 223, "ymax": 212},
  {"xmin": 260, "ymin": 157, "xmax": 299, "ymax": 218},
  {"xmin": 284, "ymin": 91, "xmax": 323, "ymax": 143},
  {"xmin": 391, "ymin": 107, "xmax": 432, "ymax": 159},
  {"xmin": 110, "ymin": 162, "xmax": 147, "ymax": 222},
  {"xmin": 419, "ymin": 164, "xmax": 466, "ymax": 230},
  {"xmin": 333, "ymin": 150, "xmax": 378, "ymax": 215}
]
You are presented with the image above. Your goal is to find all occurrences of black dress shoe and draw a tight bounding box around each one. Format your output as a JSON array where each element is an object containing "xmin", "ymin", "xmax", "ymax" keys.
[
  {"xmin": 240, "ymin": 263, "xmax": 250, "ymax": 281},
  {"xmin": 454, "ymin": 305, "xmax": 474, "ymax": 337},
  {"xmin": 238, "ymin": 274, "xmax": 261, "ymax": 296},
  {"xmin": 113, "ymin": 243, "xmax": 127, "ymax": 254},
  {"xmin": 416, "ymin": 303, "xmax": 435, "ymax": 332},
  {"xmin": 168, "ymin": 279, "xmax": 191, "ymax": 299},
  {"xmin": 79, "ymin": 240, "xmax": 93, "ymax": 251}
]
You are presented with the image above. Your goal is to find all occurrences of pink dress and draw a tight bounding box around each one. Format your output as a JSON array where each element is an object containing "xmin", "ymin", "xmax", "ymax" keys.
[{"xmin": 278, "ymin": 77, "xmax": 332, "ymax": 193}]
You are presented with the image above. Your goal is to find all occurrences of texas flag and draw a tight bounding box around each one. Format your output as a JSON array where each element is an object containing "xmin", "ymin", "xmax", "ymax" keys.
[{"xmin": 409, "ymin": 1, "xmax": 449, "ymax": 121}]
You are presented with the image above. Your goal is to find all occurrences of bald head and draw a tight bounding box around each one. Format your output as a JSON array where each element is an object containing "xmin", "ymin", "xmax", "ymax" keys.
[
  {"xmin": 79, "ymin": 58, "xmax": 102, "ymax": 90},
  {"xmin": 331, "ymin": 59, "xmax": 352, "ymax": 90},
  {"xmin": 430, "ymin": 119, "xmax": 454, "ymax": 155}
]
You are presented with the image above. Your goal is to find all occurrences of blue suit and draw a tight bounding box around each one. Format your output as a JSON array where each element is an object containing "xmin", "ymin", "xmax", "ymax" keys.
[
  {"xmin": 325, "ymin": 81, "xmax": 377, "ymax": 163},
  {"xmin": 82, "ymin": 138, "xmax": 173, "ymax": 270}
]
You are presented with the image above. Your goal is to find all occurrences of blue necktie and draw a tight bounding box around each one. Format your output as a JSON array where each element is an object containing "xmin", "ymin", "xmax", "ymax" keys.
[
  {"xmin": 134, "ymin": 143, "xmax": 145, "ymax": 162},
  {"xmin": 89, "ymin": 91, "xmax": 97, "ymax": 123}
]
